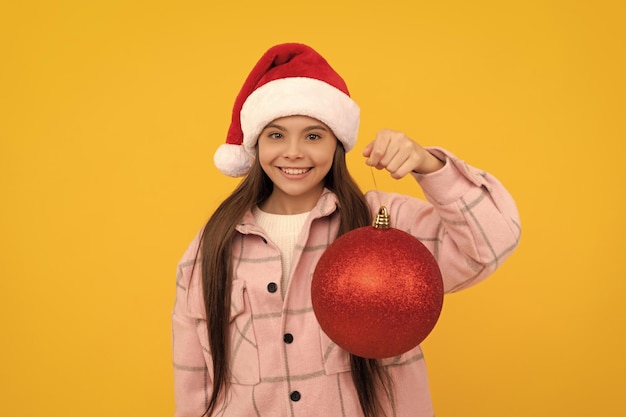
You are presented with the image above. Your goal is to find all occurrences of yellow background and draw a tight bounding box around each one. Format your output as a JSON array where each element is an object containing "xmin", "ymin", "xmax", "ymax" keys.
[{"xmin": 1, "ymin": 0, "xmax": 624, "ymax": 415}]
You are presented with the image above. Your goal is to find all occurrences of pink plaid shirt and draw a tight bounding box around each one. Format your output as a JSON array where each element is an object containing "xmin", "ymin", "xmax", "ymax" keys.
[{"xmin": 172, "ymin": 148, "xmax": 521, "ymax": 417}]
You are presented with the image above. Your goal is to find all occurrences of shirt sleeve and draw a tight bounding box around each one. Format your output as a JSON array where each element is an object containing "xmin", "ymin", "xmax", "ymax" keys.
[
  {"xmin": 367, "ymin": 147, "xmax": 521, "ymax": 293},
  {"xmin": 172, "ymin": 234, "xmax": 211, "ymax": 417}
]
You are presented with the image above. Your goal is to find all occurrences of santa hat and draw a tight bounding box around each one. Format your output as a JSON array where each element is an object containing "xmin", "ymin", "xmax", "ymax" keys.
[{"xmin": 213, "ymin": 43, "xmax": 360, "ymax": 177}]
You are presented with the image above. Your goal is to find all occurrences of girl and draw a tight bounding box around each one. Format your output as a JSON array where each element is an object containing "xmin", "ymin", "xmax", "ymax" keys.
[{"xmin": 172, "ymin": 43, "xmax": 521, "ymax": 417}]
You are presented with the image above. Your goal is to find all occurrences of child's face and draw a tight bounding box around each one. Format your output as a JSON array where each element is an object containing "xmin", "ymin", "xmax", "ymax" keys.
[{"xmin": 257, "ymin": 115, "xmax": 337, "ymax": 213}]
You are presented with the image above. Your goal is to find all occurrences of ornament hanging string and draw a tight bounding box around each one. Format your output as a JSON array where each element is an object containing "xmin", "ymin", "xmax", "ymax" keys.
[
  {"xmin": 369, "ymin": 166, "xmax": 383, "ymax": 207},
  {"xmin": 369, "ymin": 167, "xmax": 392, "ymax": 227}
]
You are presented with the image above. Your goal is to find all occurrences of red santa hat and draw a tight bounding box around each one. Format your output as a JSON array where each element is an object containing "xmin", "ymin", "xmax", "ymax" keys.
[{"xmin": 213, "ymin": 43, "xmax": 360, "ymax": 177}]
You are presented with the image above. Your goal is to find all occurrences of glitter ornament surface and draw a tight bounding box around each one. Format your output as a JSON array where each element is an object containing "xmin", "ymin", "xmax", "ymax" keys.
[{"xmin": 311, "ymin": 222, "xmax": 444, "ymax": 359}]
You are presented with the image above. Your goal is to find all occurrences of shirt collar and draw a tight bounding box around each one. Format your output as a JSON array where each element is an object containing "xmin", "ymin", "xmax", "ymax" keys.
[{"xmin": 236, "ymin": 188, "xmax": 339, "ymax": 235}]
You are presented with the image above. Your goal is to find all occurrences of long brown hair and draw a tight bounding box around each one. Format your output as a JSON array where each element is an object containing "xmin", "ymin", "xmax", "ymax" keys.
[{"xmin": 195, "ymin": 144, "xmax": 391, "ymax": 416}]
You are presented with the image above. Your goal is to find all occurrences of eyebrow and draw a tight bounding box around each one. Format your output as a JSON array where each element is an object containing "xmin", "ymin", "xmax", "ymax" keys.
[{"xmin": 264, "ymin": 123, "xmax": 330, "ymax": 132}]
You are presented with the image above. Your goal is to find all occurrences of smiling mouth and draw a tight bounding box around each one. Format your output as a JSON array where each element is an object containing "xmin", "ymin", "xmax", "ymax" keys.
[{"xmin": 280, "ymin": 167, "xmax": 311, "ymax": 175}]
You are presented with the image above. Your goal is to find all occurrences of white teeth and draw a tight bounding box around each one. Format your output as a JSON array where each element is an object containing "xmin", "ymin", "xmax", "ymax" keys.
[{"xmin": 281, "ymin": 168, "xmax": 309, "ymax": 175}]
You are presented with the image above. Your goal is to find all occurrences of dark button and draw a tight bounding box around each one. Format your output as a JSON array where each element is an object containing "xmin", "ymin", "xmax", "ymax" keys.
[
  {"xmin": 267, "ymin": 282, "xmax": 278, "ymax": 293},
  {"xmin": 283, "ymin": 333, "xmax": 294, "ymax": 344},
  {"xmin": 290, "ymin": 391, "xmax": 301, "ymax": 402}
]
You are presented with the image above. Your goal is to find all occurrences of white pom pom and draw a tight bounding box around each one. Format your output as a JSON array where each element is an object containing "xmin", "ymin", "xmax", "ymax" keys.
[{"xmin": 213, "ymin": 144, "xmax": 254, "ymax": 177}]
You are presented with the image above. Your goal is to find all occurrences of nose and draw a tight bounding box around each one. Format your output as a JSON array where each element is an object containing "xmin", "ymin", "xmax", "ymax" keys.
[{"xmin": 283, "ymin": 137, "xmax": 303, "ymax": 159}]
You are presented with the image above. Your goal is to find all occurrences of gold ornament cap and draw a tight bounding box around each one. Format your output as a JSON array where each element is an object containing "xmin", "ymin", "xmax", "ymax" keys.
[{"xmin": 372, "ymin": 206, "xmax": 390, "ymax": 229}]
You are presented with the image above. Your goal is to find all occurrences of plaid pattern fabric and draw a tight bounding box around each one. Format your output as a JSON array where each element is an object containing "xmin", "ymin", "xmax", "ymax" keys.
[{"xmin": 173, "ymin": 148, "xmax": 521, "ymax": 417}]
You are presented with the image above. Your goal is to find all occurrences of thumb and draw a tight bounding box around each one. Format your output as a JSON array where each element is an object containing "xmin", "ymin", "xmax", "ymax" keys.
[{"xmin": 362, "ymin": 141, "xmax": 374, "ymax": 157}]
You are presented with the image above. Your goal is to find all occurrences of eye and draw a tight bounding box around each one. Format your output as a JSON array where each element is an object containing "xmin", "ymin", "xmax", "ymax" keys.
[
  {"xmin": 306, "ymin": 133, "xmax": 322, "ymax": 141},
  {"xmin": 268, "ymin": 132, "xmax": 283, "ymax": 139}
]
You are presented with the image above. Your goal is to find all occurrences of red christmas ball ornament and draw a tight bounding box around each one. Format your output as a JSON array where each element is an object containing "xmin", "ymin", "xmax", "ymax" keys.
[{"xmin": 312, "ymin": 206, "xmax": 444, "ymax": 359}]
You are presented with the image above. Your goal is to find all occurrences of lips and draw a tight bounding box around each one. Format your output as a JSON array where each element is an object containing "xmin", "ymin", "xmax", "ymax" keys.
[{"xmin": 280, "ymin": 167, "xmax": 311, "ymax": 175}]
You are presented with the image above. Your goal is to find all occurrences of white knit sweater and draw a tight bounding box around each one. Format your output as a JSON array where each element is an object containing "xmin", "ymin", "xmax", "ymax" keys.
[{"xmin": 252, "ymin": 207, "xmax": 310, "ymax": 297}]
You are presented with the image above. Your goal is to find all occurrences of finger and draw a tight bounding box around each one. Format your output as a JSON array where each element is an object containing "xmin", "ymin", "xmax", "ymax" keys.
[
  {"xmin": 384, "ymin": 150, "xmax": 410, "ymax": 175},
  {"xmin": 389, "ymin": 158, "xmax": 418, "ymax": 179},
  {"xmin": 366, "ymin": 135, "xmax": 390, "ymax": 167},
  {"xmin": 362, "ymin": 141, "xmax": 374, "ymax": 158},
  {"xmin": 377, "ymin": 138, "xmax": 406, "ymax": 169}
]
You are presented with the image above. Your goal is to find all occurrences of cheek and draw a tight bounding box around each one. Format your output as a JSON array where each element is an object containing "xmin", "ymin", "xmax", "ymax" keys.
[
  {"xmin": 256, "ymin": 155, "xmax": 274, "ymax": 179},
  {"xmin": 314, "ymin": 144, "xmax": 337, "ymax": 168},
  {"xmin": 257, "ymin": 142, "xmax": 274, "ymax": 167}
]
